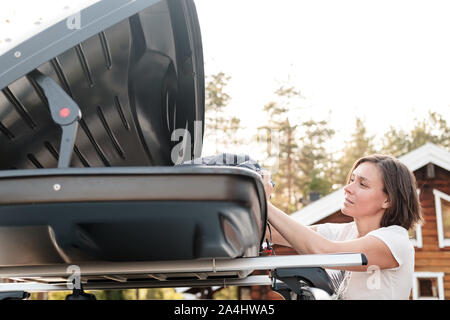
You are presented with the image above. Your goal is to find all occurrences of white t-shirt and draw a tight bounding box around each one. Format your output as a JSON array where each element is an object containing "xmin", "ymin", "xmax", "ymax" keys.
[{"xmin": 316, "ymin": 221, "xmax": 415, "ymax": 300}]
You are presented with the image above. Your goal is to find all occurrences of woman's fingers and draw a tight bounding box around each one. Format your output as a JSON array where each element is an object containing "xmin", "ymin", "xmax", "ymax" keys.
[{"xmin": 260, "ymin": 170, "xmax": 273, "ymax": 198}]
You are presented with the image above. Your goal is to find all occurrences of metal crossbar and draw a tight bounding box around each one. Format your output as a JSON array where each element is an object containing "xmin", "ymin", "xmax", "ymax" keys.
[
  {"xmin": 0, "ymin": 253, "xmax": 366, "ymax": 293},
  {"xmin": 0, "ymin": 253, "xmax": 365, "ymax": 279}
]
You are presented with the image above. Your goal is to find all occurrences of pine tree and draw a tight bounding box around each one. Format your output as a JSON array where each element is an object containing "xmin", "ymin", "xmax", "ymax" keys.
[
  {"xmin": 260, "ymin": 88, "xmax": 301, "ymax": 214},
  {"xmin": 259, "ymin": 84, "xmax": 337, "ymax": 212},
  {"xmin": 204, "ymin": 72, "xmax": 243, "ymax": 153},
  {"xmin": 296, "ymin": 119, "xmax": 335, "ymax": 202},
  {"xmin": 380, "ymin": 111, "xmax": 450, "ymax": 156}
]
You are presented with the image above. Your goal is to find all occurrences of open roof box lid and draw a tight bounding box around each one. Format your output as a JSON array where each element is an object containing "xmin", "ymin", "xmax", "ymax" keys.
[{"xmin": 0, "ymin": 0, "xmax": 267, "ymax": 283}]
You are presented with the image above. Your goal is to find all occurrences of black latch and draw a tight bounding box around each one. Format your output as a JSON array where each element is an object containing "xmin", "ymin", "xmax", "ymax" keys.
[{"xmin": 29, "ymin": 70, "xmax": 82, "ymax": 168}]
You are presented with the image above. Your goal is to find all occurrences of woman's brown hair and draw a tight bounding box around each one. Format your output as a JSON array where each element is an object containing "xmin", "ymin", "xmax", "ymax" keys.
[{"xmin": 347, "ymin": 154, "xmax": 423, "ymax": 231}]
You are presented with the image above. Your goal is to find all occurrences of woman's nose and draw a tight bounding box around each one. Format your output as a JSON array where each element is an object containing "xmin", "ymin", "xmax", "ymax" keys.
[{"xmin": 344, "ymin": 183, "xmax": 353, "ymax": 194}]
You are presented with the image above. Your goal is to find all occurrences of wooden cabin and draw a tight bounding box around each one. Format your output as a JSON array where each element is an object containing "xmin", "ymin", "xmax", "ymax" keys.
[{"xmin": 244, "ymin": 143, "xmax": 450, "ymax": 300}]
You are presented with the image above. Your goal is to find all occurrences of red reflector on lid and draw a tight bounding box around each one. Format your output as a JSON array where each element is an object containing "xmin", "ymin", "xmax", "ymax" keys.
[{"xmin": 59, "ymin": 107, "xmax": 70, "ymax": 118}]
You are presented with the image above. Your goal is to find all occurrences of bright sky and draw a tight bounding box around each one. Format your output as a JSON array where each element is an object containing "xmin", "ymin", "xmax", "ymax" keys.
[{"xmin": 195, "ymin": 0, "xmax": 450, "ymax": 154}]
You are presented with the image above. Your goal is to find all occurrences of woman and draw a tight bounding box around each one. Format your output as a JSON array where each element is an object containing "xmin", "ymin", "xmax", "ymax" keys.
[{"xmin": 261, "ymin": 154, "xmax": 422, "ymax": 300}]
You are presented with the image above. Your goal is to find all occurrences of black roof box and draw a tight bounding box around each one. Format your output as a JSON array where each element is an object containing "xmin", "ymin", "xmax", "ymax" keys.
[
  {"xmin": 0, "ymin": 0, "xmax": 205, "ymax": 169},
  {"xmin": 0, "ymin": 1, "xmax": 267, "ymax": 276}
]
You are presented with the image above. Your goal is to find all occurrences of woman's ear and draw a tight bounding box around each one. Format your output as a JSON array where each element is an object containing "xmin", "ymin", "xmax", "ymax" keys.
[{"xmin": 382, "ymin": 197, "xmax": 390, "ymax": 209}]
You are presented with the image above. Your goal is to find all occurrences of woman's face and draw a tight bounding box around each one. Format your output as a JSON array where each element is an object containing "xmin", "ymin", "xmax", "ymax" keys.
[{"xmin": 341, "ymin": 161, "xmax": 389, "ymax": 218}]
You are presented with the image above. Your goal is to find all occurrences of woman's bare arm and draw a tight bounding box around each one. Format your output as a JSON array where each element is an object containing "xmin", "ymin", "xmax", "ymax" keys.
[
  {"xmin": 265, "ymin": 223, "xmax": 291, "ymax": 247},
  {"xmin": 265, "ymin": 222, "xmax": 319, "ymax": 247},
  {"xmin": 267, "ymin": 202, "xmax": 398, "ymax": 271}
]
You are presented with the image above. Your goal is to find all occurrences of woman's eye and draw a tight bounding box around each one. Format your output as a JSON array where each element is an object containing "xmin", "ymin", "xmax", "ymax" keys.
[{"xmin": 360, "ymin": 183, "xmax": 367, "ymax": 187}]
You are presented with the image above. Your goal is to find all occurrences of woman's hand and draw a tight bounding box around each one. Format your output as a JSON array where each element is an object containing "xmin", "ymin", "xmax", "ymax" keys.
[{"xmin": 260, "ymin": 170, "xmax": 273, "ymax": 199}]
